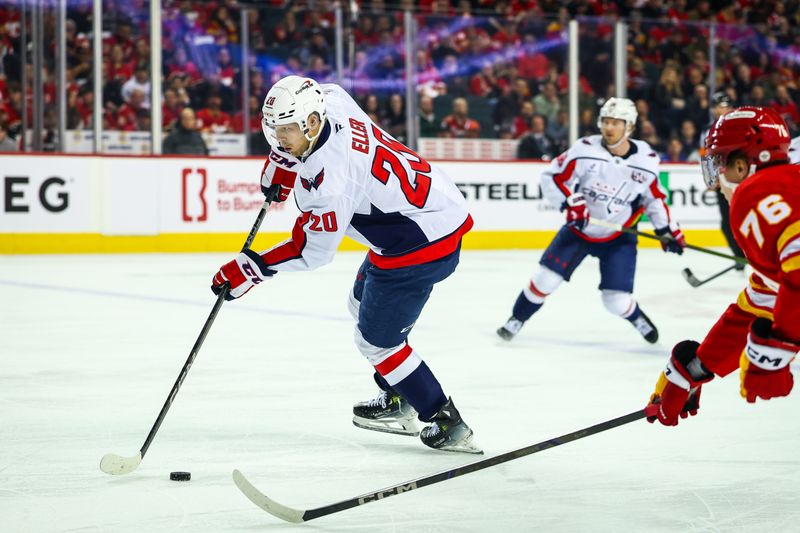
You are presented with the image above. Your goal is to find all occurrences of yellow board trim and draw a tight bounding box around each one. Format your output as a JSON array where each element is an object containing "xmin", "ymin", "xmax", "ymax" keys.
[
  {"xmin": 0, "ymin": 228, "xmax": 730, "ymax": 254},
  {"xmin": 776, "ymin": 219, "xmax": 800, "ymax": 253}
]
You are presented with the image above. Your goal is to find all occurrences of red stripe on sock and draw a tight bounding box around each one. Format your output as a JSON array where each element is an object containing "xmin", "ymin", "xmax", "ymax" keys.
[
  {"xmin": 528, "ymin": 280, "xmax": 548, "ymax": 298},
  {"xmin": 374, "ymin": 344, "xmax": 413, "ymax": 376}
]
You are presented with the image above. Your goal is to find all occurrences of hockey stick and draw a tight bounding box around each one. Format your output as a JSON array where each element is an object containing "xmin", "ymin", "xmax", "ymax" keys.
[
  {"xmin": 682, "ymin": 264, "xmax": 739, "ymax": 288},
  {"xmin": 100, "ymin": 194, "xmax": 276, "ymax": 476},
  {"xmin": 588, "ymin": 218, "xmax": 748, "ymax": 265},
  {"xmin": 233, "ymin": 409, "xmax": 647, "ymax": 523}
]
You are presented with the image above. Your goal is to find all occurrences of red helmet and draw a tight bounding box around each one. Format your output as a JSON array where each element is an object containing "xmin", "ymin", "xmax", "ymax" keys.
[{"xmin": 702, "ymin": 106, "xmax": 790, "ymax": 188}]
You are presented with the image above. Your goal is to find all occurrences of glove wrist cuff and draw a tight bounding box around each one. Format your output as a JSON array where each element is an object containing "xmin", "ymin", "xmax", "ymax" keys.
[
  {"xmin": 242, "ymin": 249, "xmax": 277, "ymax": 277},
  {"xmin": 747, "ymin": 318, "xmax": 799, "ymax": 371},
  {"xmin": 744, "ymin": 340, "xmax": 796, "ymax": 370},
  {"xmin": 666, "ymin": 340, "xmax": 714, "ymax": 390}
]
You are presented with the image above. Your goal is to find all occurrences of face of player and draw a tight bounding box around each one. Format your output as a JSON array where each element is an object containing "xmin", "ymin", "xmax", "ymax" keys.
[
  {"xmin": 274, "ymin": 123, "xmax": 309, "ymax": 157},
  {"xmin": 713, "ymin": 104, "xmax": 731, "ymax": 120},
  {"xmin": 600, "ymin": 117, "xmax": 627, "ymax": 146},
  {"xmin": 273, "ymin": 114, "xmax": 321, "ymax": 157}
]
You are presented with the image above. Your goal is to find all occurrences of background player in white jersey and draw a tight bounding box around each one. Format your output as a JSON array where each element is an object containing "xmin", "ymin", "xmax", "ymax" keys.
[
  {"xmin": 789, "ymin": 136, "xmax": 800, "ymax": 163},
  {"xmin": 497, "ymin": 97, "xmax": 686, "ymax": 343},
  {"xmin": 210, "ymin": 76, "xmax": 480, "ymax": 454}
]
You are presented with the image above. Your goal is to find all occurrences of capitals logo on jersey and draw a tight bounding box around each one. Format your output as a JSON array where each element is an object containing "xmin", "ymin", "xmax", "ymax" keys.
[{"xmin": 300, "ymin": 169, "xmax": 325, "ymax": 191}]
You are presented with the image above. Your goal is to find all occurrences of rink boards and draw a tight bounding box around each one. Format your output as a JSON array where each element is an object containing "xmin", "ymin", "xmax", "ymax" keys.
[{"xmin": 0, "ymin": 154, "xmax": 726, "ymax": 253}]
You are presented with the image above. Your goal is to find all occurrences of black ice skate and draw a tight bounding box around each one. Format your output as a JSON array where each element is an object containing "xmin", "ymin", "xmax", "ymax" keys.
[
  {"xmin": 497, "ymin": 316, "xmax": 524, "ymax": 341},
  {"xmin": 353, "ymin": 388, "xmax": 420, "ymax": 436},
  {"xmin": 420, "ymin": 398, "xmax": 482, "ymax": 454},
  {"xmin": 631, "ymin": 309, "xmax": 659, "ymax": 344}
]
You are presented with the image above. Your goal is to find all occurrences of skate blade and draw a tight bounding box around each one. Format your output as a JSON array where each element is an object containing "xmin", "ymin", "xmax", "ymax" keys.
[
  {"xmin": 496, "ymin": 327, "xmax": 515, "ymax": 341},
  {"xmin": 353, "ymin": 416, "xmax": 420, "ymax": 437},
  {"xmin": 437, "ymin": 439, "xmax": 484, "ymax": 455},
  {"xmin": 429, "ymin": 432, "xmax": 484, "ymax": 455}
]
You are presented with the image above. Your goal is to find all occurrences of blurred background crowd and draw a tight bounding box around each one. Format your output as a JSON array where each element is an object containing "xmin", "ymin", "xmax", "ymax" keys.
[{"xmin": 1, "ymin": 0, "xmax": 799, "ymax": 159}]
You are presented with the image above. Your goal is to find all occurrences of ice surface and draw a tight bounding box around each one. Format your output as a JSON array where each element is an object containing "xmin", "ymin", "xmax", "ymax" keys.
[{"xmin": 1, "ymin": 249, "xmax": 798, "ymax": 532}]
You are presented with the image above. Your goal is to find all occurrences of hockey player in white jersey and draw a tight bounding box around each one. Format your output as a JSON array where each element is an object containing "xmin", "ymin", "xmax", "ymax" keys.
[
  {"xmin": 497, "ymin": 97, "xmax": 685, "ymax": 343},
  {"xmin": 211, "ymin": 76, "xmax": 480, "ymax": 454},
  {"xmin": 789, "ymin": 136, "xmax": 800, "ymax": 163}
]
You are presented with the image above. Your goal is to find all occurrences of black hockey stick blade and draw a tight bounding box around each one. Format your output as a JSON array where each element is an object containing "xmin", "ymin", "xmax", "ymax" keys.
[
  {"xmin": 233, "ymin": 409, "xmax": 647, "ymax": 523},
  {"xmin": 682, "ymin": 264, "xmax": 738, "ymax": 288}
]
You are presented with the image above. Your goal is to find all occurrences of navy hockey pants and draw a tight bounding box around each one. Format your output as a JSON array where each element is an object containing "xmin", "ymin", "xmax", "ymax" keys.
[
  {"xmin": 539, "ymin": 225, "xmax": 638, "ymax": 292},
  {"xmin": 352, "ymin": 245, "xmax": 461, "ymax": 349}
]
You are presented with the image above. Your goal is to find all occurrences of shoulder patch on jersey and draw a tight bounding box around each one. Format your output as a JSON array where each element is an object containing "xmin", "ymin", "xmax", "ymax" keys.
[
  {"xmin": 581, "ymin": 138, "xmax": 591, "ymax": 145},
  {"xmin": 649, "ymin": 152, "xmax": 657, "ymax": 157},
  {"xmin": 300, "ymin": 168, "xmax": 325, "ymax": 191}
]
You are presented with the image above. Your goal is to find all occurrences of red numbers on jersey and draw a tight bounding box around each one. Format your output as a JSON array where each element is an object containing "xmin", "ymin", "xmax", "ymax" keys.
[
  {"xmin": 369, "ymin": 126, "xmax": 432, "ymax": 208},
  {"xmin": 739, "ymin": 194, "xmax": 792, "ymax": 247},
  {"xmin": 308, "ymin": 211, "xmax": 338, "ymax": 232}
]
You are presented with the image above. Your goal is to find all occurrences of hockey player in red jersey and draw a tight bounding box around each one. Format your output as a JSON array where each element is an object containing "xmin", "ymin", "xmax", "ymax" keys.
[
  {"xmin": 647, "ymin": 106, "xmax": 799, "ymax": 426},
  {"xmin": 210, "ymin": 76, "xmax": 480, "ymax": 453},
  {"xmin": 497, "ymin": 97, "xmax": 685, "ymax": 344}
]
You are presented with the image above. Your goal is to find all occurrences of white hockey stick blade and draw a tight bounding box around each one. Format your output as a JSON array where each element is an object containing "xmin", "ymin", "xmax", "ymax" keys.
[
  {"xmin": 233, "ymin": 469, "xmax": 306, "ymax": 523},
  {"xmin": 100, "ymin": 451, "xmax": 142, "ymax": 475}
]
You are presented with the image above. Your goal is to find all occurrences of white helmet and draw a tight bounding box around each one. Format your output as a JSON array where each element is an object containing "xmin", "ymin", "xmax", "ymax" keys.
[
  {"xmin": 261, "ymin": 75, "xmax": 326, "ymax": 147},
  {"xmin": 597, "ymin": 97, "xmax": 637, "ymax": 135}
]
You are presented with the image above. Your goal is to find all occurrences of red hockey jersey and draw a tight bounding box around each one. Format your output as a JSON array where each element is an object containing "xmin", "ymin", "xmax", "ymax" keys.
[{"xmin": 697, "ymin": 163, "xmax": 800, "ymax": 375}]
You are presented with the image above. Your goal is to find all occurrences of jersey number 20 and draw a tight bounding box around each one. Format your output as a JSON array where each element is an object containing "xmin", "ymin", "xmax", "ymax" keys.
[
  {"xmin": 370, "ymin": 126, "xmax": 432, "ymax": 208},
  {"xmin": 739, "ymin": 194, "xmax": 792, "ymax": 247}
]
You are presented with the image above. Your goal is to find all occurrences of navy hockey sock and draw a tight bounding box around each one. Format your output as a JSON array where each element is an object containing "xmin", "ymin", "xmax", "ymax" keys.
[
  {"xmin": 389, "ymin": 362, "xmax": 448, "ymax": 422},
  {"xmin": 512, "ymin": 291, "xmax": 543, "ymax": 322},
  {"xmin": 624, "ymin": 304, "xmax": 643, "ymax": 323}
]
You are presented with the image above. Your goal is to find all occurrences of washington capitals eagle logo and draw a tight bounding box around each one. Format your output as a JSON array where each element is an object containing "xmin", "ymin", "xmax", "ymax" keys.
[{"xmin": 300, "ymin": 169, "xmax": 325, "ymax": 191}]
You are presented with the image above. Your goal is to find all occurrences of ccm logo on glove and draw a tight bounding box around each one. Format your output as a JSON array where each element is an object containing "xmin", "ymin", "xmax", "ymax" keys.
[{"xmin": 211, "ymin": 249, "xmax": 276, "ymax": 301}]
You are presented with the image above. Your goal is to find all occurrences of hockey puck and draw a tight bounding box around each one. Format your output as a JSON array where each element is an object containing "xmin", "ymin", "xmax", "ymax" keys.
[{"xmin": 170, "ymin": 471, "xmax": 191, "ymax": 481}]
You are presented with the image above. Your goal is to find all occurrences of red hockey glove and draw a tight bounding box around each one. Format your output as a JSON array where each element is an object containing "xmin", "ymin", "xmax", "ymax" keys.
[
  {"xmin": 646, "ymin": 340, "xmax": 714, "ymax": 426},
  {"xmin": 260, "ymin": 154, "xmax": 297, "ymax": 203},
  {"xmin": 739, "ymin": 318, "xmax": 797, "ymax": 403},
  {"xmin": 564, "ymin": 193, "xmax": 589, "ymax": 231},
  {"xmin": 654, "ymin": 224, "xmax": 686, "ymax": 255},
  {"xmin": 211, "ymin": 249, "xmax": 276, "ymax": 300}
]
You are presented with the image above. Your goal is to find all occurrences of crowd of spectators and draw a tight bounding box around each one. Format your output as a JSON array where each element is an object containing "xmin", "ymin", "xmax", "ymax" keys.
[{"xmin": 1, "ymin": 0, "xmax": 799, "ymax": 160}]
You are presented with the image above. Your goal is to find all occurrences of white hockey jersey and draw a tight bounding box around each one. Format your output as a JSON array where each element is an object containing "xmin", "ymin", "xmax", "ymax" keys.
[
  {"xmin": 540, "ymin": 135, "xmax": 674, "ymax": 241},
  {"xmin": 257, "ymin": 84, "xmax": 472, "ymax": 271},
  {"xmin": 789, "ymin": 136, "xmax": 800, "ymax": 164}
]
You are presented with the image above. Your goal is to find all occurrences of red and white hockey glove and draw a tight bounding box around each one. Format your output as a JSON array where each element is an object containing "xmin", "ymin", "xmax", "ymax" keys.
[
  {"xmin": 739, "ymin": 318, "xmax": 797, "ymax": 403},
  {"xmin": 260, "ymin": 155, "xmax": 297, "ymax": 203},
  {"xmin": 646, "ymin": 340, "xmax": 714, "ymax": 426},
  {"xmin": 211, "ymin": 249, "xmax": 276, "ymax": 301},
  {"xmin": 564, "ymin": 193, "xmax": 589, "ymax": 231},
  {"xmin": 654, "ymin": 224, "xmax": 686, "ymax": 255}
]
